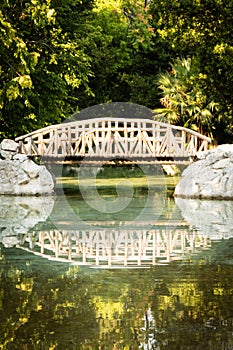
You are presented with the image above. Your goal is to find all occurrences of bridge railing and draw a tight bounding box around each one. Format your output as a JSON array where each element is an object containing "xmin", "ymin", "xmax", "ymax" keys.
[{"xmin": 15, "ymin": 117, "xmax": 211, "ymax": 159}]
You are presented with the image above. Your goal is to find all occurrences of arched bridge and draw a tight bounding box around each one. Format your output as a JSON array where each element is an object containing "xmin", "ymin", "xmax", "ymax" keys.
[{"xmin": 15, "ymin": 117, "xmax": 211, "ymax": 163}]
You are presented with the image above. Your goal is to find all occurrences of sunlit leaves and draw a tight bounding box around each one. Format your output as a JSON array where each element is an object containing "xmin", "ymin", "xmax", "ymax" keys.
[
  {"xmin": 155, "ymin": 57, "xmax": 219, "ymax": 137},
  {"xmin": 149, "ymin": 0, "xmax": 233, "ymax": 142},
  {"xmin": 6, "ymin": 84, "xmax": 20, "ymax": 101},
  {"xmin": 0, "ymin": 0, "xmax": 94, "ymax": 138},
  {"xmin": 123, "ymin": 0, "xmax": 155, "ymax": 50},
  {"xmin": 93, "ymin": 0, "xmax": 122, "ymax": 13},
  {"xmin": 14, "ymin": 75, "xmax": 33, "ymax": 89},
  {"xmin": 25, "ymin": 0, "xmax": 56, "ymax": 27},
  {"xmin": 0, "ymin": 0, "xmax": 232, "ymax": 142}
]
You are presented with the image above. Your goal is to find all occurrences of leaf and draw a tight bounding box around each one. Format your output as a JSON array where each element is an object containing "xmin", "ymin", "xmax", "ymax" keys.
[
  {"xmin": 6, "ymin": 84, "xmax": 20, "ymax": 101},
  {"xmin": 14, "ymin": 75, "xmax": 33, "ymax": 89}
]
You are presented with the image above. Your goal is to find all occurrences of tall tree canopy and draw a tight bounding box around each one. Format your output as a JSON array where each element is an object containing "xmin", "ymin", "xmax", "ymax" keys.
[
  {"xmin": 0, "ymin": 0, "xmax": 233, "ymax": 143},
  {"xmin": 0, "ymin": 0, "xmax": 94, "ymax": 139},
  {"xmin": 76, "ymin": 0, "xmax": 159, "ymax": 109},
  {"xmin": 149, "ymin": 0, "xmax": 233, "ymax": 142}
]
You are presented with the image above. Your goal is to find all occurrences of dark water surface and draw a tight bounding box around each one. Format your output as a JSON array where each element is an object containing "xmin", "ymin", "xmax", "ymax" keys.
[{"xmin": 0, "ymin": 168, "xmax": 233, "ymax": 349}]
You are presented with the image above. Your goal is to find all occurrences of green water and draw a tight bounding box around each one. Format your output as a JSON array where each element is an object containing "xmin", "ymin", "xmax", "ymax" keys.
[{"xmin": 0, "ymin": 166, "xmax": 233, "ymax": 349}]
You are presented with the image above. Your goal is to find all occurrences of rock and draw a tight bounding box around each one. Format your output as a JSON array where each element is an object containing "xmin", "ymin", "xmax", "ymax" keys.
[
  {"xmin": 1, "ymin": 150, "xmax": 14, "ymax": 160},
  {"xmin": 0, "ymin": 139, "xmax": 19, "ymax": 160},
  {"xmin": 1, "ymin": 139, "xmax": 19, "ymax": 152},
  {"xmin": 0, "ymin": 139, "xmax": 55, "ymax": 195},
  {"xmin": 13, "ymin": 153, "xmax": 28, "ymax": 162},
  {"xmin": 212, "ymin": 158, "xmax": 229, "ymax": 169},
  {"xmin": 217, "ymin": 144, "xmax": 233, "ymax": 152},
  {"xmin": 21, "ymin": 159, "xmax": 39, "ymax": 178},
  {"xmin": 174, "ymin": 144, "xmax": 233, "ymax": 199}
]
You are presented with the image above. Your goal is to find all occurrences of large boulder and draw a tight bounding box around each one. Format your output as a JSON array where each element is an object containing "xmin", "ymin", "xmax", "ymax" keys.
[
  {"xmin": 0, "ymin": 139, "xmax": 19, "ymax": 159},
  {"xmin": 174, "ymin": 144, "xmax": 233, "ymax": 199},
  {"xmin": 0, "ymin": 139, "xmax": 55, "ymax": 195}
]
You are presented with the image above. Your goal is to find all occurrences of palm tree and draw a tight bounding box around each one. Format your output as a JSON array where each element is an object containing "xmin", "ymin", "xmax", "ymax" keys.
[{"xmin": 154, "ymin": 57, "xmax": 219, "ymax": 137}]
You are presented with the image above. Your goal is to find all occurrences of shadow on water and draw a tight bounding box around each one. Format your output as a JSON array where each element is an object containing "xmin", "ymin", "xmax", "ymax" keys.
[{"xmin": 1, "ymin": 167, "xmax": 233, "ymax": 349}]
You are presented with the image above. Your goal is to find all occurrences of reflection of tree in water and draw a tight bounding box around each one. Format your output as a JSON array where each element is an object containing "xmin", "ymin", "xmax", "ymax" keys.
[
  {"xmin": 0, "ymin": 249, "xmax": 99, "ymax": 349},
  {"xmin": 81, "ymin": 265, "xmax": 233, "ymax": 349},
  {"xmin": 1, "ymin": 247, "xmax": 233, "ymax": 350},
  {"xmin": 149, "ymin": 264, "xmax": 233, "ymax": 350}
]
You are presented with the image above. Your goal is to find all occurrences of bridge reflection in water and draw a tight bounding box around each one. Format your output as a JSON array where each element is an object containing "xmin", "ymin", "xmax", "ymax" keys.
[
  {"xmin": 18, "ymin": 224, "xmax": 210, "ymax": 267},
  {"xmin": 1, "ymin": 195, "xmax": 233, "ymax": 267}
]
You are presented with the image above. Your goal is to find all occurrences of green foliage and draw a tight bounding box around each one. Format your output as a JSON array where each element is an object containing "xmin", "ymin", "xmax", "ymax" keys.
[
  {"xmin": 154, "ymin": 57, "xmax": 219, "ymax": 137},
  {"xmin": 149, "ymin": 0, "xmax": 233, "ymax": 142},
  {"xmin": 0, "ymin": 0, "xmax": 233, "ymax": 143},
  {"xmin": 77, "ymin": 0, "xmax": 161, "ymax": 109},
  {"xmin": 0, "ymin": 0, "xmax": 94, "ymax": 139}
]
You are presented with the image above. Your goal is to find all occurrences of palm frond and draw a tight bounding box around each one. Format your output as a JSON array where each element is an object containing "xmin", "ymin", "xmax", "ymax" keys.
[{"xmin": 153, "ymin": 108, "xmax": 180, "ymax": 124}]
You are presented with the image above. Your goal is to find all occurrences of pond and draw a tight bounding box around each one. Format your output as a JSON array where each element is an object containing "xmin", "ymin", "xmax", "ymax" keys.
[{"xmin": 0, "ymin": 165, "xmax": 233, "ymax": 350}]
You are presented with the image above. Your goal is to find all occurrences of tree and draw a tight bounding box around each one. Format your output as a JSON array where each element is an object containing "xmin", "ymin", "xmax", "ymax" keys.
[
  {"xmin": 0, "ymin": 0, "xmax": 94, "ymax": 139},
  {"xmin": 149, "ymin": 0, "xmax": 233, "ymax": 143},
  {"xmin": 2, "ymin": 0, "xmax": 233, "ymax": 143},
  {"xmin": 77, "ymin": 0, "xmax": 160, "ymax": 110},
  {"xmin": 154, "ymin": 57, "xmax": 219, "ymax": 138}
]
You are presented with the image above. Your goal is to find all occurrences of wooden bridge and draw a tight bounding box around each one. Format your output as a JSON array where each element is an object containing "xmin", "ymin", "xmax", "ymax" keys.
[{"xmin": 15, "ymin": 117, "xmax": 211, "ymax": 164}]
